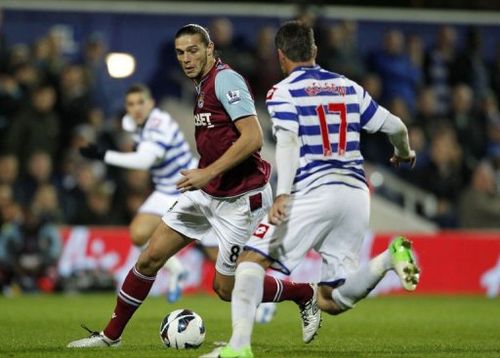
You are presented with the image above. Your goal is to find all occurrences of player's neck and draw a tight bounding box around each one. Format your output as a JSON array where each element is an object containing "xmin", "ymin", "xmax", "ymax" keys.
[{"xmin": 287, "ymin": 60, "xmax": 316, "ymax": 74}]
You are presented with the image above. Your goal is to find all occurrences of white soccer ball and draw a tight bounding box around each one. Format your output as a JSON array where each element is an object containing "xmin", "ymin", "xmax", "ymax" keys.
[{"xmin": 159, "ymin": 309, "xmax": 206, "ymax": 349}]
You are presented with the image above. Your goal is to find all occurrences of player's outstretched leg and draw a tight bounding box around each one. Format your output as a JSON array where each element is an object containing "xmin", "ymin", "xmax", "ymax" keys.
[
  {"xmin": 67, "ymin": 223, "xmax": 190, "ymax": 348},
  {"xmin": 389, "ymin": 236, "xmax": 420, "ymax": 291},
  {"xmin": 164, "ymin": 256, "xmax": 188, "ymax": 303},
  {"xmin": 320, "ymin": 236, "xmax": 420, "ymax": 316}
]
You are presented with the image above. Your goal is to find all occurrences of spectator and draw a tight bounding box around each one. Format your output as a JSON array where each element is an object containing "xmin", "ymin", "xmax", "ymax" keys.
[
  {"xmin": 360, "ymin": 73, "xmax": 383, "ymax": 101},
  {"xmin": 369, "ymin": 29, "xmax": 422, "ymax": 113},
  {"xmin": 248, "ymin": 25, "xmax": 281, "ymax": 104},
  {"xmin": 459, "ymin": 161, "xmax": 500, "ymax": 228},
  {"xmin": 0, "ymin": 154, "xmax": 22, "ymax": 202},
  {"xmin": 209, "ymin": 17, "xmax": 253, "ymax": 78},
  {"xmin": 449, "ymin": 84, "xmax": 487, "ymax": 167},
  {"xmin": 0, "ymin": 73, "xmax": 24, "ymax": 140},
  {"xmin": 0, "ymin": 184, "xmax": 13, "ymax": 225},
  {"xmin": 416, "ymin": 126, "xmax": 467, "ymax": 227},
  {"xmin": 76, "ymin": 181, "xmax": 124, "ymax": 226},
  {"xmin": 407, "ymin": 34, "xmax": 425, "ymax": 70},
  {"xmin": 0, "ymin": 206, "xmax": 61, "ymax": 293},
  {"xmin": 57, "ymin": 65, "xmax": 92, "ymax": 150},
  {"xmin": 6, "ymin": 44, "xmax": 30, "ymax": 72},
  {"xmin": 0, "ymin": 154, "xmax": 19, "ymax": 186},
  {"xmin": 31, "ymin": 184, "xmax": 63, "ymax": 223},
  {"xmin": 415, "ymin": 87, "xmax": 441, "ymax": 138},
  {"xmin": 64, "ymin": 161, "xmax": 103, "ymax": 224},
  {"xmin": 451, "ymin": 27, "xmax": 490, "ymax": 100},
  {"xmin": 424, "ymin": 25, "xmax": 457, "ymax": 115},
  {"xmin": 5, "ymin": 85, "xmax": 60, "ymax": 164},
  {"xmin": 16, "ymin": 151, "xmax": 58, "ymax": 206},
  {"xmin": 479, "ymin": 91, "xmax": 500, "ymax": 147},
  {"xmin": 81, "ymin": 33, "xmax": 121, "ymax": 117},
  {"xmin": 317, "ymin": 21, "xmax": 365, "ymax": 82}
]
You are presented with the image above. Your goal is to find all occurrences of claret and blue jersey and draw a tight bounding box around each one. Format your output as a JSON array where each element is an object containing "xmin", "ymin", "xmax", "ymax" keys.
[{"xmin": 266, "ymin": 65, "xmax": 388, "ymax": 194}]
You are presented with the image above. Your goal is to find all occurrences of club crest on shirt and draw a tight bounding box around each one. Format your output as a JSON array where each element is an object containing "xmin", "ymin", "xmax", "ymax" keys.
[
  {"xmin": 197, "ymin": 92, "xmax": 204, "ymax": 108},
  {"xmin": 149, "ymin": 116, "xmax": 161, "ymax": 128},
  {"xmin": 226, "ymin": 89, "xmax": 241, "ymax": 104},
  {"xmin": 253, "ymin": 223, "xmax": 270, "ymax": 239},
  {"xmin": 266, "ymin": 87, "xmax": 277, "ymax": 100}
]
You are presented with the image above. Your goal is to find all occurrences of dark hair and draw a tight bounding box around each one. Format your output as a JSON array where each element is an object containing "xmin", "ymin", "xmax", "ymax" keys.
[
  {"xmin": 275, "ymin": 21, "xmax": 315, "ymax": 62},
  {"xmin": 175, "ymin": 24, "xmax": 211, "ymax": 47},
  {"xmin": 125, "ymin": 83, "xmax": 152, "ymax": 98}
]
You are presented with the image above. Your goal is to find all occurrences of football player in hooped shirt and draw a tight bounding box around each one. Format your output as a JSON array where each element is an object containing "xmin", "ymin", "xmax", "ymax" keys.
[
  {"xmin": 67, "ymin": 24, "xmax": 318, "ymax": 349},
  {"xmin": 215, "ymin": 21, "xmax": 420, "ymax": 358}
]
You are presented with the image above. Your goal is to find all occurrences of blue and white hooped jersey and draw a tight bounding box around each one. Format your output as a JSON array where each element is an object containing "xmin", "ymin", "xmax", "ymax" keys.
[
  {"xmin": 122, "ymin": 108, "xmax": 197, "ymax": 195},
  {"xmin": 266, "ymin": 65, "xmax": 389, "ymax": 194}
]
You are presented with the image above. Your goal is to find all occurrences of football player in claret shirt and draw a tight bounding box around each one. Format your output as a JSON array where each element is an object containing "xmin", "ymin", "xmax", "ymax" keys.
[{"xmin": 67, "ymin": 24, "xmax": 318, "ymax": 349}]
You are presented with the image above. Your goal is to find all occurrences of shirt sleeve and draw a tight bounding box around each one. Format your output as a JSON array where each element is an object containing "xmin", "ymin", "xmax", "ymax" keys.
[
  {"xmin": 104, "ymin": 143, "xmax": 160, "ymax": 169},
  {"xmin": 215, "ymin": 69, "xmax": 257, "ymax": 121},
  {"xmin": 274, "ymin": 127, "xmax": 300, "ymax": 196},
  {"xmin": 266, "ymin": 85, "xmax": 299, "ymax": 136},
  {"xmin": 352, "ymin": 81, "xmax": 389, "ymax": 133}
]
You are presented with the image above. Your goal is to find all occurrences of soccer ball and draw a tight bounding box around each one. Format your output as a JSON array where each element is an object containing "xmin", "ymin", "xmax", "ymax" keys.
[{"xmin": 159, "ymin": 309, "xmax": 206, "ymax": 349}]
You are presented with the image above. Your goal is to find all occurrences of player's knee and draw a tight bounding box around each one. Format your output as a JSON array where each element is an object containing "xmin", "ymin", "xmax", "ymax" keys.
[
  {"xmin": 212, "ymin": 281, "xmax": 232, "ymax": 302},
  {"xmin": 130, "ymin": 223, "xmax": 150, "ymax": 247},
  {"xmin": 136, "ymin": 247, "xmax": 166, "ymax": 276}
]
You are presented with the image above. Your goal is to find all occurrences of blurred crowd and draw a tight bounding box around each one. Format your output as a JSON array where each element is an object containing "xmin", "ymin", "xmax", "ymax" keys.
[{"xmin": 1, "ymin": 9, "xmax": 500, "ymax": 293}]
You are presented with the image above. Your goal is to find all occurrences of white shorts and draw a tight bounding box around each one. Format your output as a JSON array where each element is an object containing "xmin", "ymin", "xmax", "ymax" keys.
[
  {"xmin": 138, "ymin": 190, "xmax": 218, "ymax": 247},
  {"xmin": 162, "ymin": 184, "xmax": 272, "ymax": 275},
  {"xmin": 245, "ymin": 184, "xmax": 369, "ymax": 286},
  {"xmin": 138, "ymin": 191, "xmax": 177, "ymax": 216}
]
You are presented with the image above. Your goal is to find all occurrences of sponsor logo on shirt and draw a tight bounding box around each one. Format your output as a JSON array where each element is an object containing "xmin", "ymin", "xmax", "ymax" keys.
[
  {"xmin": 226, "ymin": 90, "xmax": 241, "ymax": 104},
  {"xmin": 305, "ymin": 82, "xmax": 346, "ymax": 96},
  {"xmin": 194, "ymin": 112, "xmax": 214, "ymax": 128}
]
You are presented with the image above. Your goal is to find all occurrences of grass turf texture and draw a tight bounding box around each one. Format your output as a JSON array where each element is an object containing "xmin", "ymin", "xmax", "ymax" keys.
[{"xmin": 1, "ymin": 294, "xmax": 499, "ymax": 357}]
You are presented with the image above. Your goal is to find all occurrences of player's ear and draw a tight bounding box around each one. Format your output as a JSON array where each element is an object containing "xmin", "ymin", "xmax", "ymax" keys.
[
  {"xmin": 277, "ymin": 49, "xmax": 286, "ymax": 62},
  {"xmin": 311, "ymin": 45, "xmax": 318, "ymax": 60},
  {"xmin": 207, "ymin": 42, "xmax": 215, "ymax": 58}
]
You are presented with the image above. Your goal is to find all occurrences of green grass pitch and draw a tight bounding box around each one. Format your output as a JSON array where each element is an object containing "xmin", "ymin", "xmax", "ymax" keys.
[{"xmin": 1, "ymin": 293, "xmax": 499, "ymax": 357}]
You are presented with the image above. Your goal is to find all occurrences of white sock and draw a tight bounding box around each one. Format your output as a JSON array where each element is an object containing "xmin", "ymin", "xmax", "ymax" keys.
[
  {"xmin": 163, "ymin": 256, "xmax": 184, "ymax": 273},
  {"xmin": 332, "ymin": 250, "xmax": 392, "ymax": 310},
  {"xmin": 229, "ymin": 262, "xmax": 265, "ymax": 350}
]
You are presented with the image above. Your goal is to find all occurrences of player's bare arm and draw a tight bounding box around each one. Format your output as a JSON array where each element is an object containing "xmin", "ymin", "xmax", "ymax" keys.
[{"xmin": 176, "ymin": 115, "xmax": 263, "ymax": 192}]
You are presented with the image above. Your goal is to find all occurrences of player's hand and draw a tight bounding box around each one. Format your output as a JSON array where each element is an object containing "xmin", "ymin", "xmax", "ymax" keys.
[
  {"xmin": 79, "ymin": 144, "xmax": 105, "ymax": 160},
  {"xmin": 268, "ymin": 194, "xmax": 290, "ymax": 226},
  {"xmin": 390, "ymin": 150, "xmax": 416, "ymax": 169},
  {"xmin": 176, "ymin": 168, "xmax": 215, "ymax": 192}
]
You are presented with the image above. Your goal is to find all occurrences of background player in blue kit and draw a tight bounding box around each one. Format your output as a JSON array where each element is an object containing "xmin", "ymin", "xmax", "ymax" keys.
[{"xmin": 79, "ymin": 84, "xmax": 206, "ymax": 302}]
